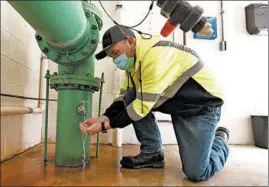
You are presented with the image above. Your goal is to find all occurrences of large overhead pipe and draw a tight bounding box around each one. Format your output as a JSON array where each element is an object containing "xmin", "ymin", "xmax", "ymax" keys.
[
  {"xmin": 9, "ymin": 1, "xmax": 88, "ymax": 50},
  {"xmin": 8, "ymin": 0, "xmax": 103, "ymax": 167},
  {"xmin": 8, "ymin": 1, "xmax": 103, "ymax": 65}
]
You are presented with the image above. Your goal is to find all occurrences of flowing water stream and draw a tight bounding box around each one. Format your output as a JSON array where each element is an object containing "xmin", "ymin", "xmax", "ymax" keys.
[{"xmin": 82, "ymin": 115, "xmax": 87, "ymax": 170}]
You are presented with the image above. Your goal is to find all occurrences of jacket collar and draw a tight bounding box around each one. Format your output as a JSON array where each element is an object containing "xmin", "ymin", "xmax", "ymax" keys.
[{"xmin": 127, "ymin": 34, "xmax": 161, "ymax": 74}]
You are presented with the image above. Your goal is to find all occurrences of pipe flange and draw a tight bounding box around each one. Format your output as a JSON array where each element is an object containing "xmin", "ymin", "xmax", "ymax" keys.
[
  {"xmin": 36, "ymin": 16, "xmax": 99, "ymax": 66},
  {"xmin": 82, "ymin": 1, "xmax": 103, "ymax": 30},
  {"xmin": 51, "ymin": 84, "xmax": 100, "ymax": 92},
  {"xmin": 49, "ymin": 74, "xmax": 101, "ymax": 92}
]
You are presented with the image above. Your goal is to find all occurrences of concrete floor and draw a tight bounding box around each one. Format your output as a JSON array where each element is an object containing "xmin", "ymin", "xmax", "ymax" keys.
[{"xmin": 1, "ymin": 143, "xmax": 268, "ymax": 186}]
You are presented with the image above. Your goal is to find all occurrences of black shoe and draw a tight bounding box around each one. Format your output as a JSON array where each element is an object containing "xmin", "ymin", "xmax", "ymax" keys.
[
  {"xmin": 120, "ymin": 151, "xmax": 165, "ymax": 169},
  {"xmin": 215, "ymin": 127, "xmax": 230, "ymax": 142}
]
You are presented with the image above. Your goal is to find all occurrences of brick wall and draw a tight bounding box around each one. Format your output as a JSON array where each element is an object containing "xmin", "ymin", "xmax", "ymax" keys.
[{"xmin": 1, "ymin": 1, "xmax": 42, "ymax": 161}]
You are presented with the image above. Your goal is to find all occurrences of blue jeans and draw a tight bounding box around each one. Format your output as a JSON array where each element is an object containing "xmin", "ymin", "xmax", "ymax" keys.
[{"xmin": 124, "ymin": 88, "xmax": 229, "ymax": 182}]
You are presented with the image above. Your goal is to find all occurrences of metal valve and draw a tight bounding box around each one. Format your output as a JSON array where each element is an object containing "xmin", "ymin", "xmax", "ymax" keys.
[
  {"xmin": 77, "ymin": 101, "xmax": 87, "ymax": 115},
  {"xmin": 157, "ymin": 0, "xmax": 213, "ymax": 37}
]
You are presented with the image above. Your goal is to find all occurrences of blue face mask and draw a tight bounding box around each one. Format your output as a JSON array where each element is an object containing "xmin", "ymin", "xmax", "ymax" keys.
[
  {"xmin": 113, "ymin": 53, "xmax": 135, "ymax": 70},
  {"xmin": 113, "ymin": 41, "xmax": 135, "ymax": 70}
]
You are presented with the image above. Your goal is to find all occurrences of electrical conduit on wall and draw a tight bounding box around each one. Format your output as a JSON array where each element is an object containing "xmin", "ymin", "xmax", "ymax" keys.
[
  {"xmin": 39, "ymin": 54, "xmax": 49, "ymax": 141},
  {"xmin": 1, "ymin": 107, "xmax": 43, "ymax": 115},
  {"xmin": 111, "ymin": 0, "xmax": 124, "ymax": 147}
]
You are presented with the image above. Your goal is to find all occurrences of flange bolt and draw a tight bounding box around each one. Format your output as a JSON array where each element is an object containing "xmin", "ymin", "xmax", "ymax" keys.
[
  {"xmin": 55, "ymin": 55, "xmax": 61, "ymax": 62},
  {"xmin": 92, "ymin": 25, "xmax": 98, "ymax": 30},
  {"xmin": 42, "ymin": 47, "xmax": 49, "ymax": 53},
  {"xmin": 35, "ymin": 34, "xmax": 42, "ymax": 41},
  {"xmin": 91, "ymin": 38, "xmax": 97, "ymax": 44}
]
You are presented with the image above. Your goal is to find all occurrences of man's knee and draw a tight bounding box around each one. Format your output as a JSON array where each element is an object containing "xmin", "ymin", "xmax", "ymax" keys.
[{"xmin": 183, "ymin": 168, "xmax": 211, "ymax": 182}]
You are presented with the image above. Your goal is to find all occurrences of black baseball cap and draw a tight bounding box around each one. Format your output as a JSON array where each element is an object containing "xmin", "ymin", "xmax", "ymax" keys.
[{"xmin": 95, "ymin": 25, "xmax": 136, "ymax": 60}]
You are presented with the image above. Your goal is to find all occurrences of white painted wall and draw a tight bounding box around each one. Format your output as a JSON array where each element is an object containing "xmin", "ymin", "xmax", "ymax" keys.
[
  {"xmin": 186, "ymin": 1, "xmax": 268, "ymax": 145},
  {"xmin": 117, "ymin": 1, "xmax": 268, "ymax": 145}
]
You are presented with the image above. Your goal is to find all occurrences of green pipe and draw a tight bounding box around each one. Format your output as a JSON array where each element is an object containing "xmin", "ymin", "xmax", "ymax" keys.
[
  {"xmin": 55, "ymin": 89, "xmax": 92, "ymax": 167},
  {"xmin": 8, "ymin": 1, "xmax": 88, "ymax": 49},
  {"xmin": 96, "ymin": 73, "xmax": 105, "ymax": 158},
  {"xmin": 44, "ymin": 70, "xmax": 50, "ymax": 162},
  {"xmin": 8, "ymin": 1, "xmax": 103, "ymax": 167},
  {"xmin": 55, "ymin": 56, "xmax": 95, "ymax": 167}
]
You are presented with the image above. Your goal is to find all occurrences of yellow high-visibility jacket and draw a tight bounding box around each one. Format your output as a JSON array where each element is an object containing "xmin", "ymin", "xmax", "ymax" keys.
[{"xmin": 105, "ymin": 34, "xmax": 224, "ymax": 128}]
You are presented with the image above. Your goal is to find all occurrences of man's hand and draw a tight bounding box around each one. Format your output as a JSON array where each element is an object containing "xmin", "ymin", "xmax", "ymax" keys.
[
  {"xmin": 79, "ymin": 115, "xmax": 111, "ymax": 135},
  {"xmin": 79, "ymin": 122, "xmax": 102, "ymax": 135}
]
